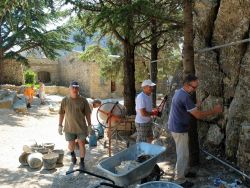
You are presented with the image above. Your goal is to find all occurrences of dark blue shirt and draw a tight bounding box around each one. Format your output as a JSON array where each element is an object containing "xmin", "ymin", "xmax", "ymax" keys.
[{"xmin": 168, "ymin": 88, "xmax": 196, "ymax": 133}]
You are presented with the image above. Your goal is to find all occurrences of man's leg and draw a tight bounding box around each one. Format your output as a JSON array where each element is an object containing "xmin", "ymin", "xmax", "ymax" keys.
[
  {"xmin": 135, "ymin": 123, "xmax": 147, "ymax": 142},
  {"xmin": 172, "ymin": 132, "xmax": 189, "ymax": 183},
  {"xmin": 65, "ymin": 133, "xmax": 77, "ymax": 164},
  {"xmin": 29, "ymin": 96, "xmax": 33, "ymax": 104},
  {"xmin": 68, "ymin": 140, "xmax": 77, "ymax": 164},
  {"xmin": 77, "ymin": 134, "xmax": 86, "ymax": 170},
  {"xmin": 146, "ymin": 122, "xmax": 153, "ymax": 143}
]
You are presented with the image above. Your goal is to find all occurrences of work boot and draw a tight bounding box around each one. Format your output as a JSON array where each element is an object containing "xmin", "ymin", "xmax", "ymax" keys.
[
  {"xmin": 80, "ymin": 161, "xmax": 85, "ymax": 171},
  {"xmin": 71, "ymin": 152, "xmax": 77, "ymax": 164}
]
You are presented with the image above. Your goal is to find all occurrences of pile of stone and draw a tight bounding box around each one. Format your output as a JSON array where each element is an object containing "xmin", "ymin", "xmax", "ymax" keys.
[
  {"xmin": 0, "ymin": 89, "xmax": 27, "ymax": 113},
  {"xmin": 19, "ymin": 142, "xmax": 64, "ymax": 170}
]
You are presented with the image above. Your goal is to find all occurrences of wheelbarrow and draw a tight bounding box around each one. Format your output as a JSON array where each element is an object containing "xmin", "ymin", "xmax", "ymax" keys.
[{"xmin": 66, "ymin": 142, "xmax": 166, "ymax": 187}]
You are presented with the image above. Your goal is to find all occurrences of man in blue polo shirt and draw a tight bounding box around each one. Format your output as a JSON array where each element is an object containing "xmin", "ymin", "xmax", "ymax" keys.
[{"xmin": 168, "ymin": 75, "xmax": 222, "ymax": 187}]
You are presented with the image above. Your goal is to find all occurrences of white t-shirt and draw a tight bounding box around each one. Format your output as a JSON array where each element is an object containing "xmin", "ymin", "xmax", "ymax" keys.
[{"xmin": 135, "ymin": 92, "xmax": 152, "ymax": 123}]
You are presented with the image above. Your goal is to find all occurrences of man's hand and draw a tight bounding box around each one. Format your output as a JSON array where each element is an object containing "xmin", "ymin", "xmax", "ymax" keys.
[
  {"xmin": 88, "ymin": 125, "xmax": 93, "ymax": 134},
  {"xmin": 151, "ymin": 108, "xmax": 159, "ymax": 116},
  {"xmin": 58, "ymin": 126, "xmax": 63, "ymax": 135}
]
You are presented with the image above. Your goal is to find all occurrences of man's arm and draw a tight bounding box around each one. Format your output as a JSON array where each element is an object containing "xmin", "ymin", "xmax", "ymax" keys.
[
  {"xmin": 139, "ymin": 108, "xmax": 152, "ymax": 117},
  {"xmin": 190, "ymin": 104, "xmax": 222, "ymax": 120},
  {"xmin": 59, "ymin": 113, "xmax": 64, "ymax": 126},
  {"xmin": 86, "ymin": 113, "xmax": 91, "ymax": 126}
]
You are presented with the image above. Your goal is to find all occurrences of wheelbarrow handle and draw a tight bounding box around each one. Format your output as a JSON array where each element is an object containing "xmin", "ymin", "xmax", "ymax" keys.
[{"xmin": 66, "ymin": 169, "xmax": 116, "ymax": 185}]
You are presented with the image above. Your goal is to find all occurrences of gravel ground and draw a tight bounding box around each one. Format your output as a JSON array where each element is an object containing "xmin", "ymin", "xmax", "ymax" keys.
[{"xmin": 0, "ymin": 95, "xmax": 248, "ymax": 188}]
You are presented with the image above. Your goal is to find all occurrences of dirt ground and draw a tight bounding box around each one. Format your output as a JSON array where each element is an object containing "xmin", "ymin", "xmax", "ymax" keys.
[{"xmin": 0, "ymin": 95, "xmax": 248, "ymax": 188}]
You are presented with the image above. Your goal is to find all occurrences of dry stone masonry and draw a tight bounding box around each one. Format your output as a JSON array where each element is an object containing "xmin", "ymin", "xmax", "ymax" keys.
[{"xmin": 194, "ymin": 0, "xmax": 250, "ymax": 171}]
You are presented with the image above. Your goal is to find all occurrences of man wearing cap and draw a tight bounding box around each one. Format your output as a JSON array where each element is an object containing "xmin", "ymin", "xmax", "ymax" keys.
[
  {"xmin": 135, "ymin": 79, "xmax": 158, "ymax": 143},
  {"xmin": 58, "ymin": 81, "xmax": 92, "ymax": 170}
]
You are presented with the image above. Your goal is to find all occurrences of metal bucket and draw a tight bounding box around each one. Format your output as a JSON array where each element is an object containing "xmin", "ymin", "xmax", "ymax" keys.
[{"xmin": 137, "ymin": 181, "xmax": 183, "ymax": 188}]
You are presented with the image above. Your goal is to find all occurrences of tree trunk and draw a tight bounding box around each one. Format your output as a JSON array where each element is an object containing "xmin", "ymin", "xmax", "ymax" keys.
[
  {"xmin": 183, "ymin": 0, "xmax": 195, "ymax": 76},
  {"xmin": 183, "ymin": 0, "xmax": 199, "ymax": 166},
  {"xmin": 123, "ymin": 43, "xmax": 136, "ymax": 115},
  {"xmin": 150, "ymin": 18, "xmax": 158, "ymax": 108}
]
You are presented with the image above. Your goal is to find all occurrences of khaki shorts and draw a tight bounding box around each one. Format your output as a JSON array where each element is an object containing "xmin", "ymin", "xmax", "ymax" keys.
[
  {"xmin": 65, "ymin": 132, "xmax": 86, "ymax": 141},
  {"xmin": 135, "ymin": 122, "xmax": 153, "ymax": 142}
]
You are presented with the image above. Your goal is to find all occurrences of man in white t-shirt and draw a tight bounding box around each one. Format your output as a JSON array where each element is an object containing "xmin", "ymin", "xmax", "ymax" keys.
[{"xmin": 135, "ymin": 79, "xmax": 158, "ymax": 143}]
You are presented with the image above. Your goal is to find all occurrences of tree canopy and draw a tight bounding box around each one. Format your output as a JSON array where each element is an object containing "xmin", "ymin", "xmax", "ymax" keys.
[
  {"xmin": 67, "ymin": 0, "xmax": 183, "ymax": 114},
  {"xmin": 0, "ymin": 0, "xmax": 73, "ymax": 64}
]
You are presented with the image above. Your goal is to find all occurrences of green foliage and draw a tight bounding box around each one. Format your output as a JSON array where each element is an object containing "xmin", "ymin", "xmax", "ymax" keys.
[
  {"xmin": 0, "ymin": 0, "xmax": 73, "ymax": 64},
  {"xmin": 24, "ymin": 70, "xmax": 37, "ymax": 84},
  {"xmin": 157, "ymin": 48, "xmax": 182, "ymax": 79},
  {"xmin": 80, "ymin": 44, "xmax": 122, "ymax": 81}
]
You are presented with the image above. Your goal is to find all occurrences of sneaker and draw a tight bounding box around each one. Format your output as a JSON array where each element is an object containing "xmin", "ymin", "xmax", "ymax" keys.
[
  {"xmin": 71, "ymin": 155, "xmax": 77, "ymax": 164},
  {"xmin": 180, "ymin": 180, "xmax": 194, "ymax": 188},
  {"xmin": 185, "ymin": 172, "xmax": 196, "ymax": 178},
  {"xmin": 80, "ymin": 161, "xmax": 85, "ymax": 171}
]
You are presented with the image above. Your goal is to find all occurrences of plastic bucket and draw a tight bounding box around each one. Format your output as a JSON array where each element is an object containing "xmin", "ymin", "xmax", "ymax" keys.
[{"xmin": 137, "ymin": 181, "xmax": 183, "ymax": 188}]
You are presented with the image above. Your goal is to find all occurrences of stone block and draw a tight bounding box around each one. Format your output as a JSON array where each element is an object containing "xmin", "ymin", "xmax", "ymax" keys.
[
  {"xmin": 0, "ymin": 90, "xmax": 16, "ymax": 109},
  {"xmin": 13, "ymin": 95, "xmax": 27, "ymax": 114},
  {"xmin": 206, "ymin": 124, "xmax": 224, "ymax": 145}
]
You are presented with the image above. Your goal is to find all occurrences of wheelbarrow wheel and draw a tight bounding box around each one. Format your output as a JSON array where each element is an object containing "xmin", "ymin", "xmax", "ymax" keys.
[{"xmin": 140, "ymin": 164, "xmax": 164, "ymax": 184}]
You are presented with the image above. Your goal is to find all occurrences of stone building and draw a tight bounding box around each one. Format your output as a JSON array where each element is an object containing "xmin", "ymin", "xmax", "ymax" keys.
[
  {"xmin": 0, "ymin": 51, "xmax": 123, "ymax": 99},
  {"xmin": 28, "ymin": 52, "xmax": 123, "ymax": 98}
]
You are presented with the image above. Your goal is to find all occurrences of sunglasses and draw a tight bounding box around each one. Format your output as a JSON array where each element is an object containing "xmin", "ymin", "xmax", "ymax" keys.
[{"xmin": 189, "ymin": 84, "xmax": 198, "ymax": 89}]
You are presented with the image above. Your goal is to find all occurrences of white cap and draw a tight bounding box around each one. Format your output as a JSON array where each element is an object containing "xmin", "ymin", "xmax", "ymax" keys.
[{"xmin": 141, "ymin": 80, "xmax": 156, "ymax": 87}]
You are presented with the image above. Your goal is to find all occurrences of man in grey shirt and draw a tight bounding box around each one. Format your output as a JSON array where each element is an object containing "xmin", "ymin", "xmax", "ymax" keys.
[
  {"xmin": 58, "ymin": 81, "xmax": 92, "ymax": 170},
  {"xmin": 135, "ymin": 80, "xmax": 158, "ymax": 143}
]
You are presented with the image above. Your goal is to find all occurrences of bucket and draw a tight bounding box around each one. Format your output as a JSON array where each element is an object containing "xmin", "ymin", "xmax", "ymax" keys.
[
  {"xmin": 43, "ymin": 143, "xmax": 55, "ymax": 151},
  {"xmin": 88, "ymin": 133, "xmax": 97, "ymax": 147},
  {"xmin": 31, "ymin": 146, "xmax": 49, "ymax": 154},
  {"xmin": 19, "ymin": 152, "xmax": 31, "ymax": 166},
  {"xmin": 53, "ymin": 150, "xmax": 64, "ymax": 164},
  {"xmin": 94, "ymin": 123, "xmax": 104, "ymax": 139},
  {"xmin": 27, "ymin": 152, "xmax": 43, "ymax": 169},
  {"xmin": 42, "ymin": 153, "xmax": 59, "ymax": 170},
  {"xmin": 137, "ymin": 181, "xmax": 183, "ymax": 188}
]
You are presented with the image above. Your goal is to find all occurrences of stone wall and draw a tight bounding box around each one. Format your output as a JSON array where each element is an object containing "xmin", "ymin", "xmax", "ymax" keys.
[
  {"xmin": 237, "ymin": 122, "xmax": 250, "ymax": 173},
  {"xmin": 0, "ymin": 60, "xmax": 24, "ymax": 85},
  {"xmin": 28, "ymin": 58, "xmax": 60, "ymax": 84},
  {"xmin": 193, "ymin": 0, "xmax": 250, "ymax": 167},
  {"xmin": 58, "ymin": 52, "xmax": 123, "ymax": 98}
]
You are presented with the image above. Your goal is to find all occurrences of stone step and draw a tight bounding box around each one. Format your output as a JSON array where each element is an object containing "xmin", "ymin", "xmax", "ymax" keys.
[
  {"xmin": 13, "ymin": 94, "xmax": 27, "ymax": 114},
  {"xmin": 0, "ymin": 89, "xmax": 16, "ymax": 109}
]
